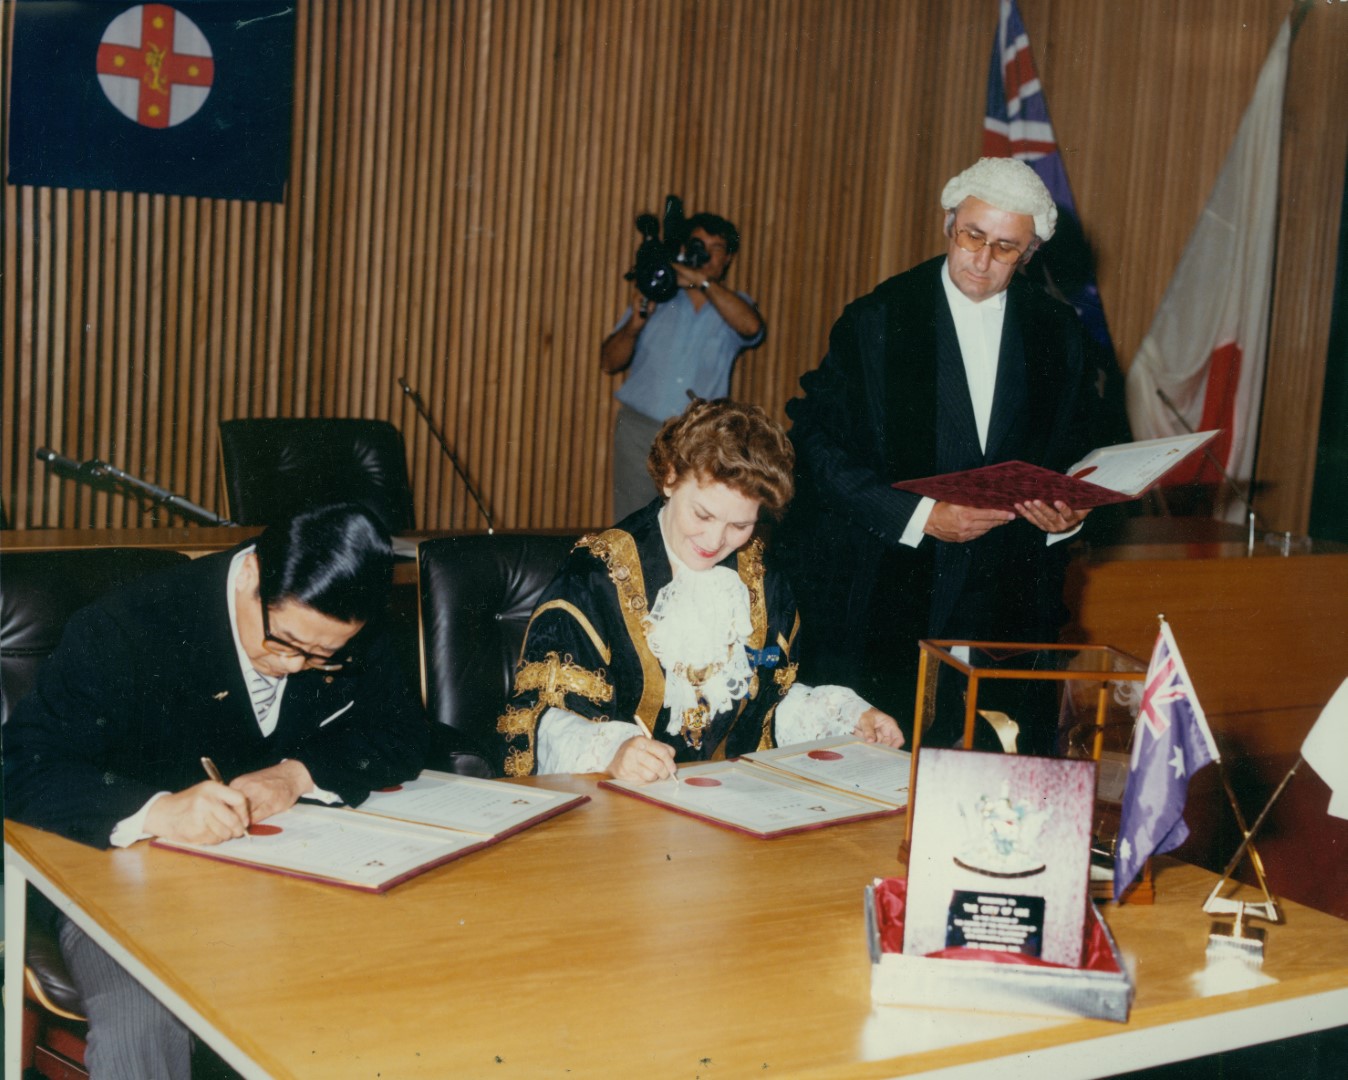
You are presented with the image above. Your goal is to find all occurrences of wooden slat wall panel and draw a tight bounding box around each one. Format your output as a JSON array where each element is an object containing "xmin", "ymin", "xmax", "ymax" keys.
[{"xmin": 3, "ymin": 0, "xmax": 1344, "ymax": 534}]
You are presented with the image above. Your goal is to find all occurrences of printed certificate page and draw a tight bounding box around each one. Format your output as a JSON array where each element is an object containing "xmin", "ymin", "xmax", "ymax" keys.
[
  {"xmin": 892, "ymin": 430, "xmax": 1218, "ymax": 511},
  {"xmin": 601, "ymin": 760, "xmax": 898, "ymax": 838},
  {"xmin": 156, "ymin": 805, "xmax": 483, "ymax": 891},
  {"xmin": 355, "ymin": 771, "xmax": 587, "ymax": 836},
  {"xmin": 1065, "ymin": 430, "xmax": 1218, "ymax": 496},
  {"xmin": 743, "ymin": 736, "xmax": 911, "ymax": 808}
]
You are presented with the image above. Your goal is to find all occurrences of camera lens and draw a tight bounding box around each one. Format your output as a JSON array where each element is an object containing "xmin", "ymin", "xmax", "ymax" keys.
[{"xmin": 679, "ymin": 236, "xmax": 710, "ymax": 270}]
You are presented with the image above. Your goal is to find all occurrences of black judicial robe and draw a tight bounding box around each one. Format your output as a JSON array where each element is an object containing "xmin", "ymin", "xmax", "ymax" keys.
[
  {"xmin": 496, "ymin": 499, "xmax": 801, "ymax": 777},
  {"xmin": 780, "ymin": 257, "xmax": 1097, "ymax": 744}
]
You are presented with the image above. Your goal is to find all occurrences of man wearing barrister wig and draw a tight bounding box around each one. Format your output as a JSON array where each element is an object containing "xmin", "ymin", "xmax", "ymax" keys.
[
  {"xmin": 781, "ymin": 158, "xmax": 1099, "ymax": 756},
  {"xmin": 496, "ymin": 398, "xmax": 902, "ymax": 782}
]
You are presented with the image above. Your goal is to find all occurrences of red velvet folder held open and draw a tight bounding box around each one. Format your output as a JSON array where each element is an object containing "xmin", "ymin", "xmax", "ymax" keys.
[
  {"xmin": 153, "ymin": 772, "xmax": 589, "ymax": 893},
  {"xmin": 893, "ymin": 431, "xmax": 1219, "ymax": 513}
]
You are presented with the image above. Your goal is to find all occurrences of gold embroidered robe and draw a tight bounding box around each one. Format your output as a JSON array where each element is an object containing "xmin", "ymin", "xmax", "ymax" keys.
[{"xmin": 496, "ymin": 500, "xmax": 800, "ymax": 776}]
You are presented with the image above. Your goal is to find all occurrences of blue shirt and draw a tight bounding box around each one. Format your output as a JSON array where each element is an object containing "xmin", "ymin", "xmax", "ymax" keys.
[{"xmin": 613, "ymin": 289, "xmax": 764, "ymax": 421}]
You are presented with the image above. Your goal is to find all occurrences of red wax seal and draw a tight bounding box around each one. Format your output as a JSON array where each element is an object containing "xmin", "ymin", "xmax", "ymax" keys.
[
  {"xmin": 247, "ymin": 823, "xmax": 283, "ymax": 836},
  {"xmin": 684, "ymin": 777, "xmax": 722, "ymax": 787},
  {"xmin": 807, "ymin": 750, "xmax": 845, "ymax": 761},
  {"xmin": 1071, "ymin": 466, "xmax": 1098, "ymax": 479},
  {"xmin": 376, "ymin": 785, "xmax": 404, "ymax": 792}
]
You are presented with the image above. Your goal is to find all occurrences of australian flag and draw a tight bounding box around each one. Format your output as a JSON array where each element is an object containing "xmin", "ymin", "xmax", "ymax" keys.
[
  {"xmin": 7, "ymin": 1, "xmax": 294, "ymax": 202},
  {"xmin": 984, "ymin": 2, "xmax": 1131, "ymax": 437},
  {"xmin": 1113, "ymin": 620, "xmax": 1221, "ymax": 900}
]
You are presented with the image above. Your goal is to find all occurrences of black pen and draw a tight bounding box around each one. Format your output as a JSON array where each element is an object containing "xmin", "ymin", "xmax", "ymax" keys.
[{"xmin": 201, "ymin": 756, "xmax": 250, "ymax": 840}]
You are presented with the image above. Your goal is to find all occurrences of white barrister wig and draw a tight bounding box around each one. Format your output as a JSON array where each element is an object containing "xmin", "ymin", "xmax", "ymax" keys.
[{"xmin": 940, "ymin": 157, "xmax": 1058, "ymax": 244}]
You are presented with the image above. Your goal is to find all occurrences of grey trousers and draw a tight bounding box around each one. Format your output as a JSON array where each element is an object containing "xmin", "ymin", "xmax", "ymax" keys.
[
  {"xmin": 612, "ymin": 403, "xmax": 664, "ymax": 522},
  {"xmin": 60, "ymin": 915, "xmax": 192, "ymax": 1079}
]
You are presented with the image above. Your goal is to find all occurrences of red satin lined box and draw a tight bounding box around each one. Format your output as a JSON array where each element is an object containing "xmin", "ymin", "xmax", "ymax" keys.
[{"xmin": 865, "ymin": 877, "xmax": 1134, "ymax": 1022}]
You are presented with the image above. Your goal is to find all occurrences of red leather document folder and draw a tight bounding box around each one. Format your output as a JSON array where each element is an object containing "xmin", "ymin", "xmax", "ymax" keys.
[{"xmin": 893, "ymin": 431, "xmax": 1219, "ymax": 513}]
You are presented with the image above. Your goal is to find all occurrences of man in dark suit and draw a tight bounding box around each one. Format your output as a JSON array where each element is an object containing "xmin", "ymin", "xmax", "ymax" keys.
[
  {"xmin": 782, "ymin": 158, "xmax": 1097, "ymax": 755},
  {"xmin": 5, "ymin": 503, "xmax": 428, "ymax": 1079}
]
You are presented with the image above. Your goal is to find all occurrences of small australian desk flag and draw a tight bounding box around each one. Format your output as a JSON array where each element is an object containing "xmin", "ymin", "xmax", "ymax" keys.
[
  {"xmin": 1113, "ymin": 618, "xmax": 1220, "ymax": 900},
  {"xmin": 7, "ymin": 1, "xmax": 295, "ymax": 202}
]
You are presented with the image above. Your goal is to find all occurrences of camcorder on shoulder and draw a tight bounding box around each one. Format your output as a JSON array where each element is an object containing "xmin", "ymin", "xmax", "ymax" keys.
[{"xmin": 624, "ymin": 194, "xmax": 710, "ymax": 303}]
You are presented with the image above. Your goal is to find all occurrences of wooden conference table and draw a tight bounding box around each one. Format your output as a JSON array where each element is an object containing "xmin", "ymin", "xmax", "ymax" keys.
[{"xmin": 6, "ymin": 776, "xmax": 1348, "ymax": 1079}]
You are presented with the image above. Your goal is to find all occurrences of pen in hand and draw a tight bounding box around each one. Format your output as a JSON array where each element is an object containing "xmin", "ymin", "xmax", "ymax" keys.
[
  {"xmin": 201, "ymin": 756, "xmax": 251, "ymax": 840},
  {"xmin": 632, "ymin": 717, "xmax": 677, "ymax": 784}
]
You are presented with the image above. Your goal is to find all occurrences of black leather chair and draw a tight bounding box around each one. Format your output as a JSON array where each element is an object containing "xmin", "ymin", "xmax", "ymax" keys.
[
  {"xmin": 1, "ymin": 548, "xmax": 190, "ymax": 722},
  {"xmin": 218, "ymin": 418, "xmax": 416, "ymax": 533},
  {"xmin": 417, "ymin": 534, "xmax": 577, "ymax": 776},
  {"xmin": 2, "ymin": 547, "xmax": 191, "ymax": 1079}
]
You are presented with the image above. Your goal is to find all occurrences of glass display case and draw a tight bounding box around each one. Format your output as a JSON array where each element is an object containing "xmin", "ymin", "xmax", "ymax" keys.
[{"xmin": 904, "ymin": 641, "xmax": 1151, "ymax": 900}]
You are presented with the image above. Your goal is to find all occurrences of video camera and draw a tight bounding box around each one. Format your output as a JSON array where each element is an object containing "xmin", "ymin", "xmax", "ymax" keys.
[{"xmin": 624, "ymin": 194, "xmax": 710, "ymax": 303}]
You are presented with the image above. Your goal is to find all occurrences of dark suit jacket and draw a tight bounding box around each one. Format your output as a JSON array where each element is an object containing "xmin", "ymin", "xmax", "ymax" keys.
[
  {"xmin": 4, "ymin": 548, "xmax": 429, "ymax": 848},
  {"xmin": 781, "ymin": 256, "xmax": 1097, "ymax": 711}
]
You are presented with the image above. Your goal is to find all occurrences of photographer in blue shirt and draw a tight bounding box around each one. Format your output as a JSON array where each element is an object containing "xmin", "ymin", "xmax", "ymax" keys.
[{"xmin": 601, "ymin": 211, "xmax": 765, "ymax": 520}]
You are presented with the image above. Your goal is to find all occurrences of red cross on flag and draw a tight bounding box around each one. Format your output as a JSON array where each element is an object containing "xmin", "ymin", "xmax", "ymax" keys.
[
  {"xmin": 7, "ymin": 1, "xmax": 294, "ymax": 203},
  {"xmin": 96, "ymin": 4, "xmax": 216, "ymax": 129}
]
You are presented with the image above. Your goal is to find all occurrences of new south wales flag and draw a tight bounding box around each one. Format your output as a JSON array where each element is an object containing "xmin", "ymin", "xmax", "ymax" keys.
[{"xmin": 7, "ymin": 0, "xmax": 295, "ymax": 202}]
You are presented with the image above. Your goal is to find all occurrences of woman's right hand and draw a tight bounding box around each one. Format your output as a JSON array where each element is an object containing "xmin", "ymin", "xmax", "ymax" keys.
[{"xmin": 608, "ymin": 734, "xmax": 678, "ymax": 784}]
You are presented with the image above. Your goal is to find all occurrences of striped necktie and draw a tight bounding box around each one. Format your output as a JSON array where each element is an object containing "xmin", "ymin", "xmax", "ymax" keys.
[{"xmin": 247, "ymin": 669, "xmax": 281, "ymax": 724}]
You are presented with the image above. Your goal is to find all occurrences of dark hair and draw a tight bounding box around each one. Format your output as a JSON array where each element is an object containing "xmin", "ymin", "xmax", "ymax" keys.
[
  {"xmin": 685, "ymin": 212, "xmax": 740, "ymax": 257},
  {"xmin": 647, "ymin": 398, "xmax": 794, "ymax": 518},
  {"xmin": 254, "ymin": 503, "xmax": 394, "ymax": 624}
]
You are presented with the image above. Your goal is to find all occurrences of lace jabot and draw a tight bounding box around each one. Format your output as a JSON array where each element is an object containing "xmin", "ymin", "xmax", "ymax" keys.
[{"xmin": 643, "ymin": 511, "xmax": 755, "ymax": 746}]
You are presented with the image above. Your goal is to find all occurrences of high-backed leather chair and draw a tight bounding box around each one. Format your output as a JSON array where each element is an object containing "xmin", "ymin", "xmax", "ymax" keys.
[
  {"xmin": 2, "ymin": 547, "xmax": 191, "ymax": 1079},
  {"xmin": 417, "ymin": 534, "xmax": 576, "ymax": 775},
  {"xmin": 2, "ymin": 548, "xmax": 190, "ymax": 723},
  {"xmin": 218, "ymin": 418, "xmax": 416, "ymax": 533}
]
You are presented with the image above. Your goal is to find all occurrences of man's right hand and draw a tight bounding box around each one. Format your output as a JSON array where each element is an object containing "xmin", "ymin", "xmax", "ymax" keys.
[
  {"xmin": 923, "ymin": 501, "xmax": 1015, "ymax": 543},
  {"xmin": 144, "ymin": 781, "xmax": 251, "ymax": 845}
]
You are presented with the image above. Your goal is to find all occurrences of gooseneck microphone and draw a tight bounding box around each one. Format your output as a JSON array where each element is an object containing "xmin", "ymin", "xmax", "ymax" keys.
[
  {"xmin": 397, "ymin": 378, "xmax": 495, "ymax": 534},
  {"xmin": 1152, "ymin": 388, "xmax": 1260, "ymax": 552},
  {"xmin": 34, "ymin": 447, "xmax": 230, "ymax": 525}
]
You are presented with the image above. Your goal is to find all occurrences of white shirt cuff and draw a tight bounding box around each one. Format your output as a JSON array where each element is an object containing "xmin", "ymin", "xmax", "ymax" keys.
[
  {"xmin": 537, "ymin": 707, "xmax": 642, "ymax": 775},
  {"xmin": 900, "ymin": 497, "xmax": 936, "ymax": 548},
  {"xmin": 1046, "ymin": 522, "xmax": 1084, "ymax": 546},
  {"xmin": 775, "ymin": 684, "xmax": 872, "ymax": 745},
  {"xmin": 110, "ymin": 791, "xmax": 170, "ymax": 848}
]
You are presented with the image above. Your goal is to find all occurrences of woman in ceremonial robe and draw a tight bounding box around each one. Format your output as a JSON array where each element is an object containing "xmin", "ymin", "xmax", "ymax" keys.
[{"xmin": 497, "ymin": 398, "xmax": 902, "ymax": 782}]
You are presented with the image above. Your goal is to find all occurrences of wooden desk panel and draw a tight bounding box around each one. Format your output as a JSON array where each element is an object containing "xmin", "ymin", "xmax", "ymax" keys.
[
  {"xmin": 1067, "ymin": 548, "xmax": 1348, "ymax": 920},
  {"xmin": 7, "ymin": 778, "xmax": 1348, "ymax": 1079},
  {"xmin": 1067, "ymin": 550, "xmax": 1348, "ymax": 721}
]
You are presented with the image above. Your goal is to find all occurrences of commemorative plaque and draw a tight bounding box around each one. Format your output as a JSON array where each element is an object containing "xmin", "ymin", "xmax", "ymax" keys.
[{"xmin": 903, "ymin": 749, "xmax": 1096, "ymax": 967}]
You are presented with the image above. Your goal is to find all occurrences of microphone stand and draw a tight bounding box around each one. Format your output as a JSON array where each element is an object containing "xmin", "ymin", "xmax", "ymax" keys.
[
  {"xmin": 1154, "ymin": 388, "xmax": 1260, "ymax": 554},
  {"xmin": 397, "ymin": 377, "xmax": 495, "ymax": 533},
  {"xmin": 34, "ymin": 448, "xmax": 230, "ymax": 526}
]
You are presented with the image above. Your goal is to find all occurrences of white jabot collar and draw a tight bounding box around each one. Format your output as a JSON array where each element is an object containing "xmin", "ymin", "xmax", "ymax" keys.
[{"xmin": 644, "ymin": 506, "xmax": 755, "ymax": 740}]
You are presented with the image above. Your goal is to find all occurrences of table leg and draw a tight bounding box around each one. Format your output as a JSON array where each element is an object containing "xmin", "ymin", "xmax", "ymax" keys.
[{"xmin": 5, "ymin": 852, "xmax": 29, "ymax": 1080}]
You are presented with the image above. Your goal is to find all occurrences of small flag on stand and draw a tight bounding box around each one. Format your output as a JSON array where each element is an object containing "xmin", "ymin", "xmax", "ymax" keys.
[
  {"xmin": 1113, "ymin": 619, "xmax": 1221, "ymax": 901},
  {"xmin": 1302, "ymin": 678, "xmax": 1348, "ymax": 820}
]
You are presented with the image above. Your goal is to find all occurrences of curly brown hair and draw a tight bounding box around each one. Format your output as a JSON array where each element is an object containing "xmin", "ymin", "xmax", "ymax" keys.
[{"xmin": 646, "ymin": 398, "xmax": 795, "ymax": 518}]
